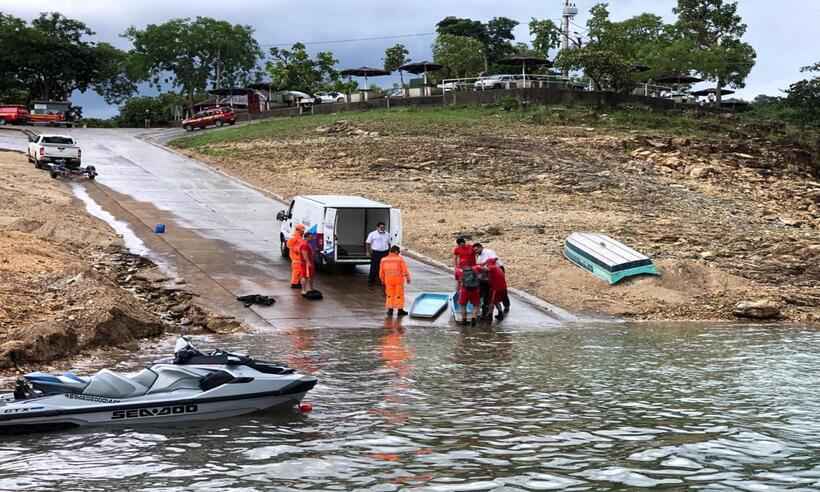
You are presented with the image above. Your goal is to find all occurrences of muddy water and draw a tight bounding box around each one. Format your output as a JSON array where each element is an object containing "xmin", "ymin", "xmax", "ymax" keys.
[{"xmin": 1, "ymin": 323, "xmax": 819, "ymax": 491}]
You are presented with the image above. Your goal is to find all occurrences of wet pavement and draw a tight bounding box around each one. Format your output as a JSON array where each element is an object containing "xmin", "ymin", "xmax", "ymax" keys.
[{"xmin": 0, "ymin": 127, "xmax": 569, "ymax": 330}]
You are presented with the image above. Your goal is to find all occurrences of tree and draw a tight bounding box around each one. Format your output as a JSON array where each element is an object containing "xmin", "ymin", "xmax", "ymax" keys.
[
  {"xmin": 116, "ymin": 93, "xmax": 192, "ymax": 128},
  {"xmin": 435, "ymin": 16, "xmax": 518, "ymax": 72},
  {"xmin": 384, "ymin": 43, "xmax": 410, "ymax": 89},
  {"xmin": 384, "ymin": 43, "xmax": 410, "ymax": 90},
  {"xmin": 0, "ymin": 12, "xmax": 138, "ymax": 104},
  {"xmin": 265, "ymin": 43, "xmax": 341, "ymax": 94},
  {"xmin": 555, "ymin": 4, "xmax": 673, "ymax": 93},
  {"xmin": 432, "ymin": 34, "xmax": 485, "ymax": 79},
  {"xmin": 784, "ymin": 63, "xmax": 820, "ymax": 126},
  {"xmin": 674, "ymin": 0, "xmax": 756, "ymax": 105},
  {"xmin": 529, "ymin": 18, "xmax": 562, "ymax": 59},
  {"xmin": 125, "ymin": 17, "xmax": 261, "ymax": 106}
]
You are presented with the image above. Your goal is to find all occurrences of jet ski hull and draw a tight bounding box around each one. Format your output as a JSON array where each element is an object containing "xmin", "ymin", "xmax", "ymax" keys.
[{"xmin": 0, "ymin": 378, "xmax": 316, "ymax": 433}]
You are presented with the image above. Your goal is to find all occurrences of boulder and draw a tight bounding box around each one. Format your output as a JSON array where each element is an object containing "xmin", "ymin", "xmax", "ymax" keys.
[{"xmin": 733, "ymin": 300, "xmax": 781, "ymax": 320}]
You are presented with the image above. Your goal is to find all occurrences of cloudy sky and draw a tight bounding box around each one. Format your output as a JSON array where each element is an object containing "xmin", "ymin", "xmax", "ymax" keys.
[{"xmin": 3, "ymin": 0, "xmax": 818, "ymax": 117}]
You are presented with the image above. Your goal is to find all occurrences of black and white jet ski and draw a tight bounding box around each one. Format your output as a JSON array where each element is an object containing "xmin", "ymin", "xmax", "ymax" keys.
[{"xmin": 0, "ymin": 337, "xmax": 317, "ymax": 433}]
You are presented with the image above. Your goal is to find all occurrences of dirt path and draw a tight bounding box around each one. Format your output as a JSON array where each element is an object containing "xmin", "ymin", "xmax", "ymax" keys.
[
  {"xmin": 0, "ymin": 149, "xmax": 240, "ymax": 372},
  {"xmin": 178, "ymin": 115, "xmax": 819, "ymax": 323}
]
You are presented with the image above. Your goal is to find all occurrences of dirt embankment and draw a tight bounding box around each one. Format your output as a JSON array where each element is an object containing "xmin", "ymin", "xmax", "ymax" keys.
[
  {"xmin": 0, "ymin": 150, "xmax": 241, "ymax": 372},
  {"xmin": 181, "ymin": 115, "xmax": 820, "ymax": 323}
]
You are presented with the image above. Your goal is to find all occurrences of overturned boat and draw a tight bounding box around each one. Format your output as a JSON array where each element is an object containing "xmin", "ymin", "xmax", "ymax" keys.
[
  {"xmin": 0, "ymin": 338, "xmax": 317, "ymax": 433},
  {"xmin": 564, "ymin": 232, "xmax": 659, "ymax": 285}
]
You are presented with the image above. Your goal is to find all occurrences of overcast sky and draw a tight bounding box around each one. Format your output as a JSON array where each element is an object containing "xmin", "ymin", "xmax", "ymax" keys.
[{"xmin": 3, "ymin": 0, "xmax": 818, "ymax": 117}]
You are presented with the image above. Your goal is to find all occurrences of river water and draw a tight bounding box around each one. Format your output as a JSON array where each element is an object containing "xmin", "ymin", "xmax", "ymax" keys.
[{"xmin": 1, "ymin": 322, "xmax": 819, "ymax": 491}]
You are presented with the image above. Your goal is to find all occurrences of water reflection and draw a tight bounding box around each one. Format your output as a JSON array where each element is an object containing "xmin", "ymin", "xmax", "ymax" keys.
[{"xmin": 0, "ymin": 324, "xmax": 819, "ymax": 490}]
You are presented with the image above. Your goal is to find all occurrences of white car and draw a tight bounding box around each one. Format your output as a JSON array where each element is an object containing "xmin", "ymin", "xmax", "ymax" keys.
[
  {"xmin": 474, "ymin": 75, "xmax": 519, "ymax": 90},
  {"xmin": 315, "ymin": 92, "xmax": 346, "ymax": 104},
  {"xmin": 27, "ymin": 134, "xmax": 81, "ymax": 169}
]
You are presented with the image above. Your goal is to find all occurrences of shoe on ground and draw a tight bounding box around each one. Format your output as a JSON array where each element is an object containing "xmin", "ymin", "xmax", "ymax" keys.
[
  {"xmin": 460, "ymin": 319, "xmax": 468, "ymax": 326},
  {"xmin": 386, "ymin": 309, "xmax": 394, "ymax": 316},
  {"xmin": 290, "ymin": 283, "xmax": 301, "ymax": 289},
  {"xmin": 495, "ymin": 313, "xmax": 505, "ymax": 321},
  {"xmin": 470, "ymin": 318, "xmax": 477, "ymax": 327},
  {"xmin": 397, "ymin": 309, "xmax": 409, "ymax": 317},
  {"xmin": 504, "ymin": 307, "xmax": 510, "ymax": 313}
]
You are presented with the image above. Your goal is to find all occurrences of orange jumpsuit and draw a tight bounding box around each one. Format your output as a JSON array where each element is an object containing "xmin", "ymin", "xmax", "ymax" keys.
[
  {"xmin": 379, "ymin": 253, "xmax": 410, "ymax": 309},
  {"xmin": 287, "ymin": 233, "xmax": 304, "ymax": 285}
]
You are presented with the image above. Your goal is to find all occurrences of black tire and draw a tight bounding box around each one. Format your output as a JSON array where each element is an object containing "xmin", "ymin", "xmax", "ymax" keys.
[
  {"xmin": 183, "ymin": 125, "xmax": 191, "ymax": 132},
  {"xmin": 216, "ymin": 120, "xmax": 223, "ymax": 128},
  {"xmin": 280, "ymin": 236, "xmax": 289, "ymax": 258}
]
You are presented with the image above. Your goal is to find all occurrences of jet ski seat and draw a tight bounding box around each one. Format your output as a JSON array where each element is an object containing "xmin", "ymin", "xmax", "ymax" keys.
[
  {"xmin": 23, "ymin": 372, "xmax": 89, "ymax": 395},
  {"xmin": 83, "ymin": 369, "xmax": 156, "ymax": 399}
]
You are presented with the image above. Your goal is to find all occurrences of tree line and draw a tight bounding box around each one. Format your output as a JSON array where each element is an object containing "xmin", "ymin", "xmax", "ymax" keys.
[{"xmin": 0, "ymin": 2, "xmax": 817, "ymax": 127}]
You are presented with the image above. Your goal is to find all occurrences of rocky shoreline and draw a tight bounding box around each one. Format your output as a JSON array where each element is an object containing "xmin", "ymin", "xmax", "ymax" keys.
[{"xmin": 0, "ymin": 150, "xmax": 242, "ymax": 374}]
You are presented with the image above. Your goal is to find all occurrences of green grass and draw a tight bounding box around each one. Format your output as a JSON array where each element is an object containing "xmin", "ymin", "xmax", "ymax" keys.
[
  {"xmin": 170, "ymin": 106, "xmax": 503, "ymax": 149},
  {"xmin": 170, "ymin": 102, "xmax": 820, "ymax": 153}
]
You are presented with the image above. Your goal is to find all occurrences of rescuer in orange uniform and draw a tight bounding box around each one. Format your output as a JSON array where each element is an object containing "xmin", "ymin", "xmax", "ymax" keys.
[
  {"xmin": 379, "ymin": 245, "xmax": 411, "ymax": 317},
  {"xmin": 287, "ymin": 224, "xmax": 305, "ymax": 288}
]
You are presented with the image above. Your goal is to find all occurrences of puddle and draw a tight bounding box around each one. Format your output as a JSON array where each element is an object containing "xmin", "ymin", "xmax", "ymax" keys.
[{"xmin": 71, "ymin": 183, "xmax": 175, "ymax": 275}]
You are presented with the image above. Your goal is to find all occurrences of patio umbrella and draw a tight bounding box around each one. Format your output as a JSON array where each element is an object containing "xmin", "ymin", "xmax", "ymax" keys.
[
  {"xmin": 499, "ymin": 56, "xmax": 552, "ymax": 80},
  {"xmin": 690, "ymin": 87, "xmax": 735, "ymax": 97},
  {"xmin": 398, "ymin": 61, "xmax": 443, "ymax": 87},
  {"xmin": 339, "ymin": 66, "xmax": 391, "ymax": 90},
  {"xmin": 653, "ymin": 73, "xmax": 704, "ymax": 85}
]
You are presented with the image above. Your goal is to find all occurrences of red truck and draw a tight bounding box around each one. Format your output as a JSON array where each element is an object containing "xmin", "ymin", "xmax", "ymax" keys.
[
  {"xmin": 182, "ymin": 107, "xmax": 237, "ymax": 131},
  {"xmin": 0, "ymin": 105, "xmax": 31, "ymax": 125}
]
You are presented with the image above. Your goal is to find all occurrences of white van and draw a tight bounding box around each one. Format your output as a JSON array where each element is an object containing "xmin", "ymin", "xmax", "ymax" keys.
[{"xmin": 277, "ymin": 195, "xmax": 402, "ymax": 267}]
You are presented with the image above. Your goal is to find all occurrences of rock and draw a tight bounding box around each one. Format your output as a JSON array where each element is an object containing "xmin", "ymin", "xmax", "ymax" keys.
[
  {"xmin": 180, "ymin": 317, "xmax": 192, "ymax": 326},
  {"xmin": 689, "ymin": 166, "xmax": 716, "ymax": 179},
  {"xmin": 779, "ymin": 217, "xmax": 803, "ymax": 227},
  {"xmin": 699, "ymin": 251, "xmax": 716, "ymax": 260},
  {"xmin": 733, "ymin": 300, "xmax": 781, "ymax": 320}
]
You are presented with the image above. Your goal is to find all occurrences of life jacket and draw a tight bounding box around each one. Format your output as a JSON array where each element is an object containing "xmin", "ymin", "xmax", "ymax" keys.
[
  {"xmin": 381, "ymin": 254, "xmax": 408, "ymax": 280},
  {"xmin": 461, "ymin": 267, "xmax": 480, "ymax": 289},
  {"xmin": 288, "ymin": 235, "xmax": 304, "ymax": 263}
]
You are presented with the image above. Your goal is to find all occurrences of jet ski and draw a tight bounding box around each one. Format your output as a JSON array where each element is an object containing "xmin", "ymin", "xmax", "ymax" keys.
[{"xmin": 0, "ymin": 337, "xmax": 317, "ymax": 433}]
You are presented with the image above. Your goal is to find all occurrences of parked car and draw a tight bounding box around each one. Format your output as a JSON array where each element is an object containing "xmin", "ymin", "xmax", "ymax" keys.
[
  {"xmin": 0, "ymin": 105, "xmax": 30, "ymax": 125},
  {"xmin": 182, "ymin": 107, "xmax": 237, "ymax": 131},
  {"xmin": 473, "ymin": 74, "xmax": 519, "ymax": 90},
  {"xmin": 276, "ymin": 195, "xmax": 402, "ymax": 269},
  {"xmin": 27, "ymin": 134, "xmax": 81, "ymax": 169},
  {"xmin": 315, "ymin": 92, "xmax": 346, "ymax": 104},
  {"xmin": 385, "ymin": 88, "xmax": 406, "ymax": 98},
  {"xmin": 437, "ymin": 81, "xmax": 458, "ymax": 92}
]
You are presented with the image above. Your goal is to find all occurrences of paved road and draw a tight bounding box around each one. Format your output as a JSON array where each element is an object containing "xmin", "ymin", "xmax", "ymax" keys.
[{"xmin": 0, "ymin": 126, "xmax": 571, "ymax": 330}]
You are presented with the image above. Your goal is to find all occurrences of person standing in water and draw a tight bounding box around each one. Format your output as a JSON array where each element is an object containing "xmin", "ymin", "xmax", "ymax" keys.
[{"xmin": 380, "ymin": 246, "xmax": 411, "ymax": 317}]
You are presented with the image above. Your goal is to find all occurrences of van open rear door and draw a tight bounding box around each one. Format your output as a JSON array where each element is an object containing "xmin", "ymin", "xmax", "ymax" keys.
[
  {"xmin": 323, "ymin": 208, "xmax": 337, "ymax": 261},
  {"xmin": 390, "ymin": 209, "xmax": 402, "ymax": 247}
]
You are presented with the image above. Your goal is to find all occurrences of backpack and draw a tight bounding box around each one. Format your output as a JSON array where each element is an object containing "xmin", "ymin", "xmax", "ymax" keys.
[{"xmin": 461, "ymin": 268, "xmax": 479, "ymax": 289}]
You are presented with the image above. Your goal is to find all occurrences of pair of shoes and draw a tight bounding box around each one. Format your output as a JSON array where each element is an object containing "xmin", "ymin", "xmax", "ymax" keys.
[
  {"xmin": 386, "ymin": 309, "xmax": 394, "ymax": 316},
  {"xmin": 504, "ymin": 307, "xmax": 510, "ymax": 313},
  {"xmin": 470, "ymin": 318, "xmax": 477, "ymax": 327},
  {"xmin": 290, "ymin": 283, "xmax": 301, "ymax": 289},
  {"xmin": 495, "ymin": 313, "xmax": 505, "ymax": 321},
  {"xmin": 397, "ymin": 309, "xmax": 408, "ymax": 317}
]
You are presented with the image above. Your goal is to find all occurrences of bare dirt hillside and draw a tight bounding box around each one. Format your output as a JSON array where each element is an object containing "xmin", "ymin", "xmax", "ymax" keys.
[
  {"xmin": 0, "ymin": 149, "xmax": 240, "ymax": 372},
  {"xmin": 179, "ymin": 112, "xmax": 820, "ymax": 323}
]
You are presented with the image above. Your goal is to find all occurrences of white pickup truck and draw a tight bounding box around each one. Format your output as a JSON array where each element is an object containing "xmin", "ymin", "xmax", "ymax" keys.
[{"xmin": 27, "ymin": 134, "xmax": 82, "ymax": 170}]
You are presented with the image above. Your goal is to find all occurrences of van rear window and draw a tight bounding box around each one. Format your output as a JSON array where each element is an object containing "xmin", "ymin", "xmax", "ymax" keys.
[{"xmin": 42, "ymin": 137, "xmax": 74, "ymax": 145}]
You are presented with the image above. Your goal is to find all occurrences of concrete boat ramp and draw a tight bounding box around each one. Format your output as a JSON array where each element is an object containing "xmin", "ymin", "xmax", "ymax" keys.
[{"xmin": 0, "ymin": 127, "xmax": 571, "ymax": 330}]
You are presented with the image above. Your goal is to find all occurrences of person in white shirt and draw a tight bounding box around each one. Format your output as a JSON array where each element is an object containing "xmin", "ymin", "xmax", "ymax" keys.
[
  {"xmin": 473, "ymin": 243, "xmax": 510, "ymax": 316},
  {"xmin": 366, "ymin": 222, "xmax": 391, "ymax": 286}
]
